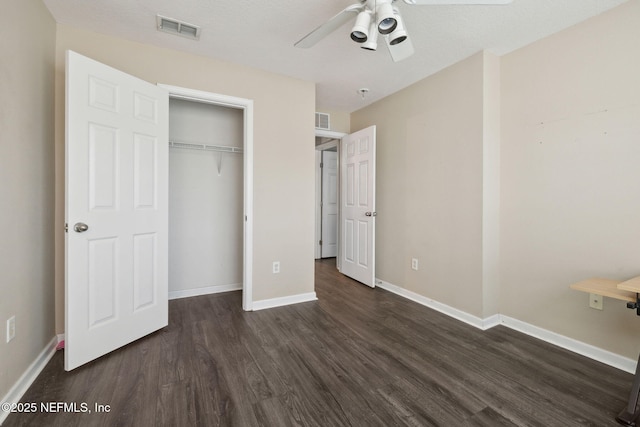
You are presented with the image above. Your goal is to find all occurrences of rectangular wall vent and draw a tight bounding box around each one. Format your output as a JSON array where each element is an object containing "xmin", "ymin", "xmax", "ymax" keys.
[
  {"xmin": 315, "ymin": 112, "xmax": 330, "ymax": 130},
  {"xmin": 156, "ymin": 15, "xmax": 201, "ymax": 40}
]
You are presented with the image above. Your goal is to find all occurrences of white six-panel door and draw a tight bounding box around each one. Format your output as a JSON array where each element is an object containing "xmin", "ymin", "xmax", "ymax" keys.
[
  {"xmin": 340, "ymin": 126, "xmax": 376, "ymax": 287},
  {"xmin": 65, "ymin": 51, "xmax": 169, "ymax": 370}
]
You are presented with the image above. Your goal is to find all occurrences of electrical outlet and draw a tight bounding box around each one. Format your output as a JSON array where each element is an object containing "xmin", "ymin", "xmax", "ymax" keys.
[
  {"xmin": 6, "ymin": 316, "xmax": 15, "ymax": 343},
  {"xmin": 411, "ymin": 258, "xmax": 419, "ymax": 271},
  {"xmin": 273, "ymin": 261, "xmax": 280, "ymax": 274},
  {"xmin": 589, "ymin": 293, "xmax": 603, "ymax": 310}
]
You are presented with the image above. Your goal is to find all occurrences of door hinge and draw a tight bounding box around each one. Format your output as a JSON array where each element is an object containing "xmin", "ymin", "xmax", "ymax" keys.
[
  {"xmin": 319, "ymin": 240, "xmax": 323, "ymax": 246},
  {"xmin": 65, "ymin": 223, "xmax": 68, "ymax": 233},
  {"xmin": 320, "ymin": 162, "xmax": 323, "ymax": 168}
]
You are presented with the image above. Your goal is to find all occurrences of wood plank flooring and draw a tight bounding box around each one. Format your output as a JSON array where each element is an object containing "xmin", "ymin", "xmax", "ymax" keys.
[{"xmin": 4, "ymin": 258, "xmax": 633, "ymax": 426}]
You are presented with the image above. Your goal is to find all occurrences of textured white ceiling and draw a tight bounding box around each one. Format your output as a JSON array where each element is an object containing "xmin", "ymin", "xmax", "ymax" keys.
[{"xmin": 42, "ymin": 0, "xmax": 628, "ymax": 112}]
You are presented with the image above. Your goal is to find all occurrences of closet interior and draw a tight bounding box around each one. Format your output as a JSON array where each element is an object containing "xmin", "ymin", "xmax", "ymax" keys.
[{"xmin": 168, "ymin": 98, "xmax": 244, "ymax": 299}]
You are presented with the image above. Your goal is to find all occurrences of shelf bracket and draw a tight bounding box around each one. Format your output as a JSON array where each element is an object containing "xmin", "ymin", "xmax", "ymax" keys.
[{"xmin": 625, "ymin": 294, "xmax": 640, "ymax": 316}]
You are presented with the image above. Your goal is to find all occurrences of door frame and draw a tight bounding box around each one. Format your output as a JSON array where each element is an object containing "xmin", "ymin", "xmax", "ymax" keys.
[
  {"xmin": 160, "ymin": 84, "xmax": 254, "ymax": 311},
  {"xmin": 315, "ymin": 141, "xmax": 338, "ymax": 259},
  {"xmin": 315, "ymin": 129, "xmax": 346, "ymax": 267}
]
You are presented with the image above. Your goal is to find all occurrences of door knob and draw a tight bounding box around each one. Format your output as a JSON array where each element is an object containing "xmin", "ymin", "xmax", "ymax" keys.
[
  {"xmin": 74, "ymin": 222, "xmax": 89, "ymax": 233},
  {"xmin": 365, "ymin": 212, "xmax": 377, "ymax": 217}
]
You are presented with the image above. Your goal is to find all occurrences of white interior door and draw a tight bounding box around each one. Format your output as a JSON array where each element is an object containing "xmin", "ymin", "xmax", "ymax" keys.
[
  {"xmin": 340, "ymin": 126, "xmax": 376, "ymax": 287},
  {"xmin": 321, "ymin": 150, "xmax": 338, "ymax": 258},
  {"xmin": 65, "ymin": 50, "xmax": 169, "ymax": 370}
]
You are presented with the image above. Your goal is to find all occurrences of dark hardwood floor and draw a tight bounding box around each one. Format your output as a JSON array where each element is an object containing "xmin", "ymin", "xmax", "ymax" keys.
[{"xmin": 4, "ymin": 258, "xmax": 633, "ymax": 426}]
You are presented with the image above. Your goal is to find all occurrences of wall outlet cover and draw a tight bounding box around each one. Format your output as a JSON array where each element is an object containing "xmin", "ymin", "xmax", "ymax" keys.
[{"xmin": 589, "ymin": 293, "xmax": 603, "ymax": 310}]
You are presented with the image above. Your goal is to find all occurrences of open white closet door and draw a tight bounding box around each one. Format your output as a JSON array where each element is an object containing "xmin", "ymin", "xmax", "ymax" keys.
[
  {"xmin": 340, "ymin": 126, "xmax": 376, "ymax": 287},
  {"xmin": 65, "ymin": 51, "xmax": 169, "ymax": 370}
]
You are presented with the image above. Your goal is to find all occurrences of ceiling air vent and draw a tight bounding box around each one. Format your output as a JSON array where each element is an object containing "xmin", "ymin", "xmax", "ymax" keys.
[
  {"xmin": 315, "ymin": 112, "xmax": 330, "ymax": 130},
  {"xmin": 156, "ymin": 15, "xmax": 201, "ymax": 40}
]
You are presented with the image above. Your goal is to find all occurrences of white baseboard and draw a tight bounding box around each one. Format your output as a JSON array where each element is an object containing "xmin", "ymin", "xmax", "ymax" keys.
[
  {"xmin": 499, "ymin": 315, "xmax": 637, "ymax": 374},
  {"xmin": 376, "ymin": 277, "xmax": 637, "ymax": 374},
  {"xmin": 376, "ymin": 279, "xmax": 499, "ymax": 330},
  {"xmin": 169, "ymin": 283, "xmax": 242, "ymax": 300},
  {"xmin": 0, "ymin": 336, "xmax": 58, "ymax": 426},
  {"xmin": 252, "ymin": 292, "xmax": 318, "ymax": 311}
]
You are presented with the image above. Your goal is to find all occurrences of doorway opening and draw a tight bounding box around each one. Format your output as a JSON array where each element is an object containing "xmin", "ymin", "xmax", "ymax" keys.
[
  {"xmin": 316, "ymin": 143, "xmax": 338, "ymax": 260},
  {"xmin": 315, "ymin": 129, "xmax": 345, "ymax": 270},
  {"xmin": 161, "ymin": 84, "xmax": 254, "ymax": 311}
]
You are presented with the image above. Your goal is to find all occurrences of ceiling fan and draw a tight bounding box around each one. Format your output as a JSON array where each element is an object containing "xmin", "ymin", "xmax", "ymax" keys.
[{"xmin": 294, "ymin": 0, "xmax": 513, "ymax": 62}]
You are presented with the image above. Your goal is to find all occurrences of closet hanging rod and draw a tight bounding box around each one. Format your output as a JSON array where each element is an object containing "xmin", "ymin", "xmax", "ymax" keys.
[{"xmin": 168, "ymin": 140, "xmax": 243, "ymax": 154}]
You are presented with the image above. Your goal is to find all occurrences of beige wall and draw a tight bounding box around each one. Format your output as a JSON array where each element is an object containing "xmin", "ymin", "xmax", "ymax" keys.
[
  {"xmin": 500, "ymin": 0, "xmax": 640, "ymax": 358},
  {"xmin": 53, "ymin": 26, "xmax": 317, "ymax": 332},
  {"xmin": 353, "ymin": 0, "xmax": 640, "ymax": 359},
  {"xmin": 351, "ymin": 52, "xmax": 489, "ymax": 318},
  {"xmin": 0, "ymin": 0, "xmax": 56, "ymax": 401}
]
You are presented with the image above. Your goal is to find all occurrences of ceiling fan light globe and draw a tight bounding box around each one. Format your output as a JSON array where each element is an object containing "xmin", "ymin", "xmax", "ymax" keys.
[
  {"xmin": 361, "ymin": 20, "xmax": 378, "ymax": 50},
  {"xmin": 351, "ymin": 31, "xmax": 368, "ymax": 42},
  {"xmin": 388, "ymin": 12, "xmax": 407, "ymax": 45},
  {"xmin": 376, "ymin": 3, "xmax": 397, "ymax": 34},
  {"xmin": 388, "ymin": 9, "xmax": 408, "ymax": 45},
  {"xmin": 361, "ymin": 36, "xmax": 378, "ymax": 50},
  {"xmin": 351, "ymin": 10, "xmax": 371, "ymax": 43},
  {"xmin": 389, "ymin": 34, "xmax": 407, "ymax": 45},
  {"xmin": 378, "ymin": 17, "xmax": 397, "ymax": 34}
]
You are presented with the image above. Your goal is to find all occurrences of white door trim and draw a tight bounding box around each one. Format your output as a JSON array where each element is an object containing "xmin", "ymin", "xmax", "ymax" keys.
[
  {"xmin": 315, "ymin": 131, "xmax": 345, "ymax": 264},
  {"xmin": 159, "ymin": 84, "xmax": 254, "ymax": 311},
  {"xmin": 316, "ymin": 129, "xmax": 346, "ymax": 140},
  {"xmin": 315, "ymin": 150, "xmax": 322, "ymax": 259}
]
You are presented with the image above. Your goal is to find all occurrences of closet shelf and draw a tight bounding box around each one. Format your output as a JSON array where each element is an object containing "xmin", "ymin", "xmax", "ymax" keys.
[{"xmin": 169, "ymin": 140, "xmax": 243, "ymax": 154}]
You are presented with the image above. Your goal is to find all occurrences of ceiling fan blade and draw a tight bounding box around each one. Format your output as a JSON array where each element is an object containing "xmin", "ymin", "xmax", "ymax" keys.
[
  {"xmin": 385, "ymin": 35, "xmax": 415, "ymax": 62},
  {"xmin": 295, "ymin": 4, "xmax": 364, "ymax": 49},
  {"xmin": 403, "ymin": 0, "xmax": 512, "ymax": 4}
]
